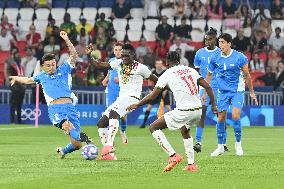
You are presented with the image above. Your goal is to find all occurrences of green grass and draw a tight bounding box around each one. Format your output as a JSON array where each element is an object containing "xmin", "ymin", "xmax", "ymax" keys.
[{"xmin": 0, "ymin": 125, "xmax": 284, "ymax": 189}]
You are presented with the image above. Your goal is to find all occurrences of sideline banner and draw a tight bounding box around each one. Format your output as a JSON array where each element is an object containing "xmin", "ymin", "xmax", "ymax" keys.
[{"xmin": 0, "ymin": 105, "xmax": 283, "ymax": 126}]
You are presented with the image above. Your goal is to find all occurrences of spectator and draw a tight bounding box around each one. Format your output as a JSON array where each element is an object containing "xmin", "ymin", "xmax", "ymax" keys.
[
  {"xmin": 155, "ymin": 39, "xmax": 169, "ymax": 60},
  {"xmin": 207, "ymin": 0, "xmax": 223, "ymax": 19},
  {"xmin": 142, "ymin": 46, "xmax": 157, "ymax": 69},
  {"xmin": 0, "ymin": 15, "xmax": 15, "ymax": 34},
  {"xmin": 176, "ymin": 47, "xmax": 189, "ymax": 66},
  {"xmin": 249, "ymin": 53, "xmax": 265, "ymax": 72},
  {"xmin": 237, "ymin": 3, "xmax": 252, "ymax": 20},
  {"xmin": 43, "ymin": 35, "xmax": 60, "ymax": 58},
  {"xmin": 143, "ymin": 0, "xmax": 160, "ymax": 19},
  {"xmin": 35, "ymin": 42, "xmax": 44, "ymax": 60},
  {"xmin": 21, "ymin": 48, "xmax": 37, "ymax": 77},
  {"xmin": 160, "ymin": 0, "xmax": 174, "ymax": 9},
  {"xmin": 243, "ymin": 16, "xmax": 253, "ymax": 29},
  {"xmin": 270, "ymin": 0, "xmax": 284, "ymax": 19},
  {"xmin": 267, "ymin": 49, "xmax": 282, "ymax": 74},
  {"xmin": 222, "ymin": 0, "xmax": 237, "ymax": 18},
  {"xmin": 135, "ymin": 37, "xmax": 148, "ymax": 58},
  {"xmin": 94, "ymin": 13, "xmax": 114, "ymax": 35},
  {"xmin": 169, "ymin": 36, "xmax": 194, "ymax": 59},
  {"xmin": 252, "ymin": 30, "xmax": 268, "ymax": 53},
  {"xmin": 253, "ymin": 3, "xmax": 271, "ymax": 27},
  {"xmin": 0, "ymin": 28, "xmax": 17, "ymax": 51},
  {"xmin": 77, "ymin": 28, "xmax": 90, "ymax": 45},
  {"xmin": 155, "ymin": 15, "xmax": 174, "ymax": 42},
  {"xmin": 46, "ymin": 19, "xmax": 58, "ymax": 38},
  {"xmin": 76, "ymin": 18, "xmax": 92, "ymax": 35},
  {"xmin": 36, "ymin": 0, "xmax": 52, "ymax": 9},
  {"xmin": 6, "ymin": 49, "xmax": 25, "ymax": 124},
  {"xmin": 174, "ymin": 0, "xmax": 187, "ymax": 19},
  {"xmin": 174, "ymin": 16, "xmax": 192, "ymax": 41},
  {"xmin": 191, "ymin": 0, "xmax": 207, "ymax": 19},
  {"xmin": 93, "ymin": 26, "xmax": 108, "ymax": 50},
  {"xmin": 75, "ymin": 36, "xmax": 88, "ymax": 62},
  {"xmin": 232, "ymin": 28, "xmax": 251, "ymax": 52},
  {"xmin": 268, "ymin": 27, "xmax": 284, "ymax": 52},
  {"xmin": 26, "ymin": 24, "xmax": 41, "ymax": 50},
  {"xmin": 256, "ymin": 66, "xmax": 276, "ymax": 86},
  {"xmin": 273, "ymin": 63, "xmax": 284, "ymax": 104},
  {"xmin": 111, "ymin": 0, "xmax": 131, "ymax": 19},
  {"xmin": 256, "ymin": 19, "xmax": 272, "ymax": 39},
  {"xmin": 60, "ymin": 13, "xmax": 77, "ymax": 43}
]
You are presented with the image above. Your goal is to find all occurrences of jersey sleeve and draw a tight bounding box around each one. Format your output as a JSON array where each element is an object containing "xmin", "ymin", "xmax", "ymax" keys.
[
  {"xmin": 194, "ymin": 51, "xmax": 201, "ymax": 68},
  {"xmin": 32, "ymin": 71, "xmax": 44, "ymax": 84},
  {"xmin": 239, "ymin": 53, "xmax": 248, "ymax": 68},
  {"xmin": 58, "ymin": 60, "xmax": 74, "ymax": 74},
  {"xmin": 155, "ymin": 71, "xmax": 169, "ymax": 89},
  {"xmin": 139, "ymin": 64, "xmax": 152, "ymax": 79},
  {"xmin": 109, "ymin": 59, "xmax": 122, "ymax": 70}
]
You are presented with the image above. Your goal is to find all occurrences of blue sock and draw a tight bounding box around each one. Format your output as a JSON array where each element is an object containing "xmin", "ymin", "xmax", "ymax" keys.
[
  {"xmin": 69, "ymin": 129, "xmax": 81, "ymax": 141},
  {"xmin": 195, "ymin": 126, "xmax": 204, "ymax": 143},
  {"xmin": 120, "ymin": 118, "xmax": 127, "ymax": 133},
  {"xmin": 233, "ymin": 119, "xmax": 241, "ymax": 142},
  {"xmin": 223, "ymin": 128, "xmax": 228, "ymax": 144},
  {"xmin": 62, "ymin": 143, "xmax": 76, "ymax": 154},
  {"xmin": 216, "ymin": 122, "xmax": 225, "ymax": 144}
]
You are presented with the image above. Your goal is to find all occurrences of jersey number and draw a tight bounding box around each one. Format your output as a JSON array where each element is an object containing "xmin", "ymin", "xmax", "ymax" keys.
[{"xmin": 181, "ymin": 75, "xmax": 198, "ymax": 95}]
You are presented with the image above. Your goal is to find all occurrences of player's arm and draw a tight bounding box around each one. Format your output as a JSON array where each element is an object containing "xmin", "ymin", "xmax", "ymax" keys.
[
  {"xmin": 102, "ymin": 71, "xmax": 110, "ymax": 86},
  {"xmin": 197, "ymin": 78, "xmax": 218, "ymax": 114},
  {"xmin": 242, "ymin": 64, "xmax": 258, "ymax": 105},
  {"xmin": 9, "ymin": 76, "xmax": 35, "ymax": 86},
  {"xmin": 60, "ymin": 31, "xmax": 78, "ymax": 67}
]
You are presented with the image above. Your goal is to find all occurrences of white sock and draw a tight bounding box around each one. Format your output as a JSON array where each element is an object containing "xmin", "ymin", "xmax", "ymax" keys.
[
  {"xmin": 98, "ymin": 128, "xmax": 108, "ymax": 145},
  {"xmin": 183, "ymin": 138, "xmax": 194, "ymax": 165},
  {"xmin": 106, "ymin": 119, "xmax": 119, "ymax": 146},
  {"xmin": 152, "ymin": 130, "xmax": 176, "ymax": 156}
]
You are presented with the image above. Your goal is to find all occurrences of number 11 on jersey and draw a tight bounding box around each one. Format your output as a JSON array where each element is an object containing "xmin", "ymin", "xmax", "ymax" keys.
[{"xmin": 181, "ymin": 75, "xmax": 198, "ymax": 95}]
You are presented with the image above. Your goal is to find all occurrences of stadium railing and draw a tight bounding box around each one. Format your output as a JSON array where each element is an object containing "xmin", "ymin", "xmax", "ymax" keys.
[{"xmin": 0, "ymin": 89, "xmax": 283, "ymax": 106}]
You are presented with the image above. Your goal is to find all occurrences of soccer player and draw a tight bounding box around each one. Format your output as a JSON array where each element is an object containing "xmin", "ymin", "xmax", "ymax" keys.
[
  {"xmin": 140, "ymin": 59, "xmax": 172, "ymax": 128},
  {"xmin": 9, "ymin": 31, "xmax": 93, "ymax": 159},
  {"xmin": 127, "ymin": 51, "xmax": 218, "ymax": 172},
  {"xmin": 101, "ymin": 42, "xmax": 128, "ymax": 144},
  {"xmin": 193, "ymin": 28, "xmax": 229, "ymax": 153},
  {"xmin": 88, "ymin": 44, "xmax": 158, "ymax": 160},
  {"xmin": 204, "ymin": 33, "xmax": 258, "ymax": 157}
]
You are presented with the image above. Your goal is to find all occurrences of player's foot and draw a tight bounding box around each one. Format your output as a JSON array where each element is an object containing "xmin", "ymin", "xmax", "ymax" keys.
[
  {"xmin": 120, "ymin": 131, "xmax": 128, "ymax": 145},
  {"xmin": 101, "ymin": 145, "xmax": 115, "ymax": 156},
  {"xmin": 183, "ymin": 163, "xmax": 198, "ymax": 172},
  {"xmin": 56, "ymin": 147, "xmax": 65, "ymax": 159},
  {"xmin": 80, "ymin": 132, "xmax": 94, "ymax": 144},
  {"xmin": 97, "ymin": 153, "xmax": 117, "ymax": 161},
  {"xmin": 224, "ymin": 145, "xmax": 229, "ymax": 152},
  {"xmin": 163, "ymin": 153, "xmax": 182, "ymax": 172},
  {"xmin": 193, "ymin": 143, "xmax": 202, "ymax": 153},
  {"xmin": 210, "ymin": 145, "xmax": 225, "ymax": 157},
  {"xmin": 139, "ymin": 125, "xmax": 146, "ymax": 128},
  {"xmin": 235, "ymin": 142, "xmax": 243, "ymax": 156}
]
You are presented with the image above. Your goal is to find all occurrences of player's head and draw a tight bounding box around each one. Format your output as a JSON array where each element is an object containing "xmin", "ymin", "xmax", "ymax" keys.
[
  {"xmin": 204, "ymin": 27, "xmax": 217, "ymax": 48},
  {"xmin": 40, "ymin": 53, "xmax": 57, "ymax": 75},
  {"xmin": 155, "ymin": 59, "xmax": 164, "ymax": 70},
  {"xmin": 113, "ymin": 42, "xmax": 123, "ymax": 59},
  {"xmin": 121, "ymin": 44, "xmax": 135, "ymax": 65},
  {"xmin": 218, "ymin": 33, "xmax": 232, "ymax": 54},
  {"xmin": 166, "ymin": 51, "xmax": 180, "ymax": 67}
]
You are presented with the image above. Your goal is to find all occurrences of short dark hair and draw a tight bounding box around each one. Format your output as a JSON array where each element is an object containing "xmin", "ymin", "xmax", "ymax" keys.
[
  {"xmin": 219, "ymin": 33, "xmax": 233, "ymax": 43},
  {"xmin": 166, "ymin": 51, "xmax": 180, "ymax": 64},
  {"xmin": 122, "ymin": 43, "xmax": 135, "ymax": 53},
  {"xmin": 206, "ymin": 27, "xmax": 217, "ymax": 36},
  {"xmin": 41, "ymin": 53, "xmax": 55, "ymax": 66},
  {"xmin": 114, "ymin": 42, "xmax": 124, "ymax": 47}
]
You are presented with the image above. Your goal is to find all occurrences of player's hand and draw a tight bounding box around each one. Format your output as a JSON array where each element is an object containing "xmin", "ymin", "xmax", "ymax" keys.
[
  {"xmin": 211, "ymin": 105, "xmax": 218, "ymax": 114},
  {"xmin": 250, "ymin": 91, "xmax": 258, "ymax": 105},
  {"xmin": 86, "ymin": 43, "xmax": 94, "ymax": 54},
  {"xmin": 9, "ymin": 76, "xmax": 17, "ymax": 86},
  {"xmin": 60, "ymin": 31, "xmax": 69, "ymax": 41},
  {"xmin": 126, "ymin": 104, "xmax": 138, "ymax": 111}
]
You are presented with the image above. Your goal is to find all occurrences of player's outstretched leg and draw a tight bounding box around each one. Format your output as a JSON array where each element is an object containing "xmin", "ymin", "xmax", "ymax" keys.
[
  {"xmin": 120, "ymin": 116, "xmax": 128, "ymax": 144},
  {"xmin": 194, "ymin": 106, "xmax": 207, "ymax": 153},
  {"xmin": 181, "ymin": 126, "xmax": 198, "ymax": 172}
]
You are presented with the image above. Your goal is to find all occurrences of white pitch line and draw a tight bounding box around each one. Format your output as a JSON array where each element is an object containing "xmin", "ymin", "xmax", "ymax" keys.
[{"xmin": 0, "ymin": 127, "xmax": 36, "ymax": 130}]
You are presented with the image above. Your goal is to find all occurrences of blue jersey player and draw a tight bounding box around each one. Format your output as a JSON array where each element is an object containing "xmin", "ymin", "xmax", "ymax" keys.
[
  {"xmin": 204, "ymin": 33, "xmax": 258, "ymax": 157},
  {"xmin": 9, "ymin": 31, "xmax": 93, "ymax": 159}
]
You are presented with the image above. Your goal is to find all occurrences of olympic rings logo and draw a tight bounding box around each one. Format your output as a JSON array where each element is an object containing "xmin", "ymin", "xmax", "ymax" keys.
[{"xmin": 21, "ymin": 108, "xmax": 42, "ymax": 121}]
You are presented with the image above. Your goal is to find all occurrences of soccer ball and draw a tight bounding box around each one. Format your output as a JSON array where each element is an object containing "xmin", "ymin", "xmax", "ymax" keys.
[{"xmin": 81, "ymin": 144, "xmax": 99, "ymax": 160}]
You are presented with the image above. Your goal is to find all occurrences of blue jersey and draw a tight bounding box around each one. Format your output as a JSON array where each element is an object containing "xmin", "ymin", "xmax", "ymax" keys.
[
  {"xmin": 107, "ymin": 57, "xmax": 120, "ymax": 95},
  {"xmin": 32, "ymin": 60, "xmax": 77, "ymax": 106},
  {"xmin": 208, "ymin": 49, "xmax": 248, "ymax": 92},
  {"xmin": 194, "ymin": 47, "xmax": 220, "ymax": 89}
]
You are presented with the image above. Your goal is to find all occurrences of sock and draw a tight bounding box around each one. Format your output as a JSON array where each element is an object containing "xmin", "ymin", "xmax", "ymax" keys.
[
  {"xmin": 233, "ymin": 119, "xmax": 242, "ymax": 142},
  {"xmin": 195, "ymin": 126, "xmax": 204, "ymax": 143},
  {"xmin": 120, "ymin": 118, "xmax": 127, "ymax": 133},
  {"xmin": 142, "ymin": 110, "xmax": 150, "ymax": 126},
  {"xmin": 223, "ymin": 128, "xmax": 228, "ymax": 144},
  {"xmin": 216, "ymin": 122, "xmax": 225, "ymax": 144},
  {"xmin": 98, "ymin": 128, "xmax": 108, "ymax": 145},
  {"xmin": 106, "ymin": 119, "xmax": 119, "ymax": 146},
  {"xmin": 62, "ymin": 143, "xmax": 76, "ymax": 154},
  {"xmin": 69, "ymin": 129, "xmax": 81, "ymax": 141},
  {"xmin": 183, "ymin": 138, "xmax": 194, "ymax": 165},
  {"xmin": 152, "ymin": 130, "xmax": 176, "ymax": 156}
]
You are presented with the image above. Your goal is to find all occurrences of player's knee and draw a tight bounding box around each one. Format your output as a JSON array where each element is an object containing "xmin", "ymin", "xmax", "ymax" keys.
[
  {"xmin": 109, "ymin": 110, "xmax": 120, "ymax": 119},
  {"xmin": 149, "ymin": 124, "xmax": 155, "ymax": 133},
  {"xmin": 180, "ymin": 126, "xmax": 190, "ymax": 139},
  {"xmin": 98, "ymin": 115, "xmax": 108, "ymax": 128},
  {"xmin": 232, "ymin": 115, "xmax": 240, "ymax": 121},
  {"xmin": 73, "ymin": 140, "xmax": 82, "ymax": 149}
]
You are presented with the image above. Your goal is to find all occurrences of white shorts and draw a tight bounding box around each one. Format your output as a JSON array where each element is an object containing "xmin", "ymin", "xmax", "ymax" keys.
[
  {"xmin": 164, "ymin": 108, "xmax": 202, "ymax": 131},
  {"xmin": 102, "ymin": 95, "xmax": 139, "ymax": 118}
]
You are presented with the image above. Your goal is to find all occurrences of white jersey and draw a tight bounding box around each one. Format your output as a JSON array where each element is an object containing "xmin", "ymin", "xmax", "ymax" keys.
[
  {"xmin": 109, "ymin": 59, "xmax": 152, "ymax": 98},
  {"xmin": 155, "ymin": 65, "xmax": 202, "ymax": 109}
]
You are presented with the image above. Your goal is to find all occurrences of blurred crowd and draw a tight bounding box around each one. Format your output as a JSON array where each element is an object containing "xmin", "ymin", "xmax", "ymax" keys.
[{"xmin": 0, "ymin": 0, "xmax": 284, "ymax": 88}]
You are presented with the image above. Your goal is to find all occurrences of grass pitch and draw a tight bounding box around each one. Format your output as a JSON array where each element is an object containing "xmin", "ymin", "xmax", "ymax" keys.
[{"xmin": 0, "ymin": 125, "xmax": 284, "ymax": 189}]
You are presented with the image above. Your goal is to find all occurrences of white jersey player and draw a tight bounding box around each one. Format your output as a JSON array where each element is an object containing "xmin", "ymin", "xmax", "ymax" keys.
[
  {"xmin": 87, "ymin": 44, "xmax": 158, "ymax": 160},
  {"xmin": 127, "ymin": 51, "xmax": 218, "ymax": 172}
]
